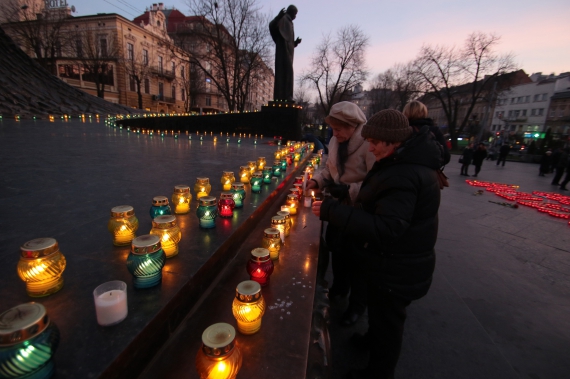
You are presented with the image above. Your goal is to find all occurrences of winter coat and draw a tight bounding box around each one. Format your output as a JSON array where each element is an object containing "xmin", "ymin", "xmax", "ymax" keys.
[
  {"xmin": 319, "ymin": 126, "xmax": 442, "ymax": 301},
  {"xmin": 540, "ymin": 153, "xmax": 553, "ymax": 172},
  {"xmin": 461, "ymin": 146, "xmax": 474, "ymax": 165},
  {"xmin": 499, "ymin": 144, "xmax": 510, "ymax": 157},
  {"xmin": 312, "ymin": 123, "xmax": 376, "ymax": 205},
  {"xmin": 472, "ymin": 148, "xmax": 488, "ymax": 165},
  {"xmin": 408, "ymin": 118, "xmax": 450, "ymax": 165}
]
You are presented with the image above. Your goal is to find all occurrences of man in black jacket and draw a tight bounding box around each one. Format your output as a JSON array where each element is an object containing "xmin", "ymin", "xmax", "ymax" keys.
[
  {"xmin": 312, "ymin": 110, "xmax": 442, "ymax": 379},
  {"xmin": 496, "ymin": 143, "xmax": 511, "ymax": 166}
]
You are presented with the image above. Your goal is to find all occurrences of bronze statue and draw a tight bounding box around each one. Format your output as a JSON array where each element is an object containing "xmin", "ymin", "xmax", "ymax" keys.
[{"xmin": 269, "ymin": 5, "xmax": 301, "ymax": 102}]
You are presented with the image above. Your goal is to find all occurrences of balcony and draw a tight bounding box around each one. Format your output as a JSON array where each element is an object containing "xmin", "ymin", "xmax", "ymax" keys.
[
  {"xmin": 152, "ymin": 94, "xmax": 175, "ymax": 103},
  {"xmin": 150, "ymin": 66, "xmax": 175, "ymax": 80},
  {"xmin": 505, "ymin": 116, "xmax": 528, "ymax": 122}
]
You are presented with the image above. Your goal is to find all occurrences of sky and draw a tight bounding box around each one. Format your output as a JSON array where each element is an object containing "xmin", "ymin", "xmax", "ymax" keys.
[{"xmin": 66, "ymin": 0, "xmax": 570, "ymax": 89}]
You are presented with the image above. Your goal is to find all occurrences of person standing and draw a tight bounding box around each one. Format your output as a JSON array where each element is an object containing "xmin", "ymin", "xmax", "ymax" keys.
[
  {"xmin": 552, "ymin": 148, "xmax": 569, "ymax": 185},
  {"xmin": 460, "ymin": 143, "xmax": 474, "ymax": 176},
  {"xmin": 472, "ymin": 143, "xmax": 488, "ymax": 177},
  {"xmin": 307, "ymin": 101, "xmax": 375, "ymax": 326},
  {"xmin": 312, "ymin": 109, "xmax": 442, "ymax": 379},
  {"xmin": 496, "ymin": 143, "xmax": 510, "ymax": 166},
  {"xmin": 539, "ymin": 150, "xmax": 553, "ymax": 176}
]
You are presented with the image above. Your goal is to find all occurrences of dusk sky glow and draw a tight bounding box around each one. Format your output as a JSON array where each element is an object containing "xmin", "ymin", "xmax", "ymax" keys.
[{"xmin": 69, "ymin": 0, "xmax": 570, "ymax": 88}]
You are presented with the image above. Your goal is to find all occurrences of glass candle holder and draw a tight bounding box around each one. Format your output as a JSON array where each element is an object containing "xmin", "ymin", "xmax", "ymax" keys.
[
  {"xmin": 218, "ymin": 192, "xmax": 235, "ymax": 218},
  {"xmin": 293, "ymin": 183, "xmax": 304, "ymax": 198},
  {"xmin": 262, "ymin": 228, "xmax": 282, "ymax": 260},
  {"xmin": 246, "ymin": 248, "xmax": 274, "ymax": 287},
  {"xmin": 150, "ymin": 196, "xmax": 172, "ymax": 219},
  {"xmin": 276, "ymin": 210, "xmax": 291, "ymax": 236},
  {"xmin": 294, "ymin": 176, "xmax": 303, "ymax": 185},
  {"xmin": 280, "ymin": 158, "xmax": 287, "ymax": 170},
  {"xmin": 247, "ymin": 161, "xmax": 256, "ymax": 174},
  {"xmin": 93, "ymin": 280, "xmax": 128, "ymax": 326},
  {"xmin": 256, "ymin": 157, "xmax": 266, "ymax": 171},
  {"xmin": 172, "ymin": 185, "xmax": 192, "ymax": 214},
  {"xmin": 196, "ymin": 323, "xmax": 242, "ymax": 379},
  {"xmin": 230, "ymin": 183, "xmax": 246, "ymax": 208},
  {"xmin": 285, "ymin": 194, "xmax": 299, "ymax": 215},
  {"xmin": 150, "ymin": 215, "xmax": 182, "ymax": 258},
  {"xmin": 197, "ymin": 196, "xmax": 218, "ymax": 228},
  {"xmin": 108, "ymin": 205, "xmax": 139, "ymax": 246},
  {"xmin": 238, "ymin": 166, "xmax": 251, "ymax": 183},
  {"xmin": 270, "ymin": 215, "xmax": 286, "ymax": 243},
  {"xmin": 274, "ymin": 150, "xmax": 282, "ymax": 160},
  {"xmin": 194, "ymin": 177, "xmax": 212, "ymax": 200},
  {"xmin": 221, "ymin": 171, "xmax": 235, "ymax": 191},
  {"xmin": 17, "ymin": 238, "xmax": 66, "ymax": 297},
  {"xmin": 262, "ymin": 168, "xmax": 272, "ymax": 184},
  {"xmin": 294, "ymin": 152, "xmax": 301, "ymax": 162},
  {"xmin": 250, "ymin": 172, "xmax": 262, "ymax": 193},
  {"xmin": 0, "ymin": 303, "xmax": 60, "ymax": 379},
  {"xmin": 304, "ymin": 192, "xmax": 313, "ymax": 208},
  {"xmin": 126, "ymin": 235, "xmax": 166, "ymax": 289},
  {"xmin": 272, "ymin": 160, "xmax": 282, "ymax": 176},
  {"xmin": 286, "ymin": 154, "xmax": 293, "ymax": 166},
  {"xmin": 232, "ymin": 281, "xmax": 266, "ymax": 335},
  {"xmin": 289, "ymin": 187, "xmax": 300, "ymax": 200}
]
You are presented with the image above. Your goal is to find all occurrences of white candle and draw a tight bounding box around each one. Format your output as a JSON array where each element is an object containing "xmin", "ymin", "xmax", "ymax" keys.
[
  {"xmin": 304, "ymin": 196, "xmax": 312, "ymax": 208},
  {"xmin": 94, "ymin": 281, "xmax": 128, "ymax": 326}
]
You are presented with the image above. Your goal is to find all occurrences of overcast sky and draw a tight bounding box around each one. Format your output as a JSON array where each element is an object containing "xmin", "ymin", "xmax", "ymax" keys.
[{"xmin": 68, "ymin": 0, "xmax": 569, "ymax": 88}]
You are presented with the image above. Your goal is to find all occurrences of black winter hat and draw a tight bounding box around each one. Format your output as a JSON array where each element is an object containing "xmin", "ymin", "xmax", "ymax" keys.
[{"xmin": 361, "ymin": 109, "xmax": 412, "ymax": 142}]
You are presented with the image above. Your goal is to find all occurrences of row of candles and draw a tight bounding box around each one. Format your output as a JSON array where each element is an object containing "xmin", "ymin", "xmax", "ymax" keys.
[
  {"xmin": 3, "ymin": 143, "xmax": 321, "ymax": 379},
  {"xmin": 466, "ymin": 179, "xmax": 570, "ymax": 222}
]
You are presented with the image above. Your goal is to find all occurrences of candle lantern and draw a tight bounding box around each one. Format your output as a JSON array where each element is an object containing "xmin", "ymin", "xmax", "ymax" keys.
[
  {"xmin": 289, "ymin": 145, "xmax": 295, "ymax": 153},
  {"xmin": 108, "ymin": 205, "xmax": 139, "ymax": 246},
  {"xmin": 286, "ymin": 154, "xmax": 293, "ymax": 166},
  {"xmin": 276, "ymin": 210, "xmax": 291, "ymax": 236},
  {"xmin": 262, "ymin": 168, "xmax": 272, "ymax": 184},
  {"xmin": 194, "ymin": 177, "xmax": 211, "ymax": 199},
  {"xmin": 197, "ymin": 196, "xmax": 218, "ymax": 228},
  {"xmin": 232, "ymin": 280, "xmax": 266, "ymax": 335},
  {"xmin": 285, "ymin": 194, "xmax": 299, "ymax": 215},
  {"xmin": 172, "ymin": 185, "xmax": 192, "ymax": 214},
  {"xmin": 256, "ymin": 157, "xmax": 266, "ymax": 171},
  {"xmin": 274, "ymin": 150, "xmax": 282, "ymax": 160},
  {"xmin": 272, "ymin": 160, "xmax": 282, "ymax": 176},
  {"xmin": 280, "ymin": 158, "xmax": 287, "ymax": 170},
  {"xmin": 238, "ymin": 166, "xmax": 251, "ymax": 183},
  {"xmin": 304, "ymin": 191, "xmax": 313, "ymax": 208},
  {"xmin": 262, "ymin": 228, "xmax": 282, "ymax": 260},
  {"xmin": 294, "ymin": 152, "xmax": 301, "ymax": 162},
  {"xmin": 230, "ymin": 183, "xmax": 246, "ymax": 208},
  {"xmin": 246, "ymin": 248, "xmax": 274, "ymax": 286},
  {"xmin": 247, "ymin": 161, "xmax": 256, "ymax": 174},
  {"xmin": 250, "ymin": 172, "xmax": 263, "ymax": 193},
  {"xmin": 17, "ymin": 238, "xmax": 66, "ymax": 297},
  {"xmin": 150, "ymin": 215, "xmax": 182, "ymax": 258},
  {"xmin": 293, "ymin": 183, "xmax": 304, "ymax": 197},
  {"xmin": 93, "ymin": 280, "xmax": 128, "ymax": 326},
  {"xmin": 195, "ymin": 323, "xmax": 242, "ymax": 379},
  {"xmin": 218, "ymin": 193, "xmax": 236, "ymax": 218},
  {"xmin": 289, "ymin": 187, "xmax": 300, "ymax": 201},
  {"xmin": 149, "ymin": 196, "xmax": 172, "ymax": 219},
  {"xmin": 0, "ymin": 303, "xmax": 60, "ymax": 379},
  {"xmin": 221, "ymin": 171, "xmax": 235, "ymax": 191},
  {"xmin": 270, "ymin": 215, "xmax": 286, "ymax": 243},
  {"xmin": 126, "ymin": 235, "xmax": 166, "ymax": 288},
  {"xmin": 294, "ymin": 176, "xmax": 303, "ymax": 185}
]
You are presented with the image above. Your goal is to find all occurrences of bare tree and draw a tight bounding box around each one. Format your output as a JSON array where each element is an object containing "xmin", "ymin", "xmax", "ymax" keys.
[
  {"xmin": 411, "ymin": 32, "xmax": 516, "ymax": 148},
  {"xmin": 368, "ymin": 62, "xmax": 420, "ymax": 116},
  {"xmin": 120, "ymin": 45, "xmax": 154, "ymax": 109},
  {"xmin": 300, "ymin": 25, "xmax": 369, "ymax": 117}
]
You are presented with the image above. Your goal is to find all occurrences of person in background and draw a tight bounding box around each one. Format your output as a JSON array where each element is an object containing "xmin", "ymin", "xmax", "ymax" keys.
[
  {"xmin": 550, "ymin": 147, "xmax": 561, "ymax": 173},
  {"xmin": 552, "ymin": 148, "xmax": 569, "ymax": 186},
  {"xmin": 496, "ymin": 143, "xmax": 511, "ymax": 166},
  {"xmin": 307, "ymin": 101, "xmax": 376, "ymax": 326},
  {"xmin": 472, "ymin": 143, "xmax": 488, "ymax": 177},
  {"xmin": 312, "ymin": 109, "xmax": 442, "ymax": 379},
  {"xmin": 539, "ymin": 150, "xmax": 553, "ymax": 176},
  {"xmin": 460, "ymin": 143, "xmax": 474, "ymax": 176}
]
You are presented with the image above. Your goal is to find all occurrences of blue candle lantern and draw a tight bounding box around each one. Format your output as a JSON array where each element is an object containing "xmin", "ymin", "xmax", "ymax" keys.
[
  {"xmin": 272, "ymin": 160, "xmax": 282, "ymax": 177},
  {"xmin": 262, "ymin": 168, "xmax": 272, "ymax": 184},
  {"xmin": 149, "ymin": 196, "xmax": 172, "ymax": 219},
  {"xmin": 250, "ymin": 172, "xmax": 263, "ymax": 193},
  {"xmin": 0, "ymin": 303, "xmax": 60, "ymax": 379},
  {"xmin": 127, "ymin": 235, "xmax": 166, "ymax": 288},
  {"xmin": 197, "ymin": 196, "xmax": 218, "ymax": 228},
  {"xmin": 230, "ymin": 183, "xmax": 246, "ymax": 208},
  {"xmin": 280, "ymin": 159, "xmax": 287, "ymax": 171}
]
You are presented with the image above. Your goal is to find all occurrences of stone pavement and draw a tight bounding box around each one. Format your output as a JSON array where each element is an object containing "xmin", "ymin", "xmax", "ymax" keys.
[{"xmin": 326, "ymin": 157, "xmax": 570, "ymax": 379}]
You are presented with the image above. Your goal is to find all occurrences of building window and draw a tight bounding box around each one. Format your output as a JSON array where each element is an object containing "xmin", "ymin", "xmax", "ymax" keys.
[
  {"xmin": 508, "ymin": 110, "xmax": 513, "ymax": 118},
  {"xmin": 538, "ymin": 108, "xmax": 544, "ymax": 116},
  {"xmin": 550, "ymin": 109, "xmax": 556, "ymax": 117},
  {"xmin": 181, "ymin": 88, "xmax": 185, "ymax": 101},
  {"xmin": 171, "ymin": 61, "xmax": 175, "ymax": 75},
  {"xmin": 510, "ymin": 98, "xmax": 515, "ymax": 104},
  {"xmin": 181, "ymin": 65, "xmax": 185, "ymax": 79},
  {"xmin": 143, "ymin": 49, "xmax": 148, "ymax": 65},
  {"xmin": 205, "ymin": 96, "xmax": 211, "ymax": 106},
  {"xmin": 129, "ymin": 75, "xmax": 136, "ymax": 91},
  {"xmin": 158, "ymin": 82, "xmax": 164, "ymax": 98},
  {"xmin": 525, "ymin": 95, "xmax": 530, "ymax": 103},
  {"xmin": 127, "ymin": 43, "xmax": 133, "ymax": 61},
  {"xmin": 534, "ymin": 94, "xmax": 540, "ymax": 102},
  {"xmin": 171, "ymin": 85, "xmax": 176, "ymax": 100},
  {"xmin": 542, "ymin": 93, "xmax": 548, "ymax": 101},
  {"xmin": 144, "ymin": 78, "xmax": 150, "ymax": 94},
  {"xmin": 158, "ymin": 56, "xmax": 163, "ymax": 73},
  {"xmin": 100, "ymin": 38, "xmax": 108, "ymax": 57},
  {"xmin": 531, "ymin": 109, "xmax": 536, "ymax": 116},
  {"xmin": 522, "ymin": 109, "xmax": 527, "ymax": 116}
]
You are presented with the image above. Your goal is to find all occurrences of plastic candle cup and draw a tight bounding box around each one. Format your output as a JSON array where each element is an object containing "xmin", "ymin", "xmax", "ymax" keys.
[
  {"xmin": 262, "ymin": 228, "xmax": 282, "ymax": 260},
  {"xmin": 304, "ymin": 192, "xmax": 313, "ymax": 208},
  {"xmin": 272, "ymin": 160, "xmax": 282, "ymax": 176},
  {"xmin": 250, "ymin": 172, "xmax": 262, "ymax": 193},
  {"xmin": 221, "ymin": 171, "xmax": 235, "ymax": 191},
  {"xmin": 194, "ymin": 177, "xmax": 212, "ymax": 200},
  {"xmin": 0, "ymin": 303, "xmax": 60, "ymax": 379},
  {"xmin": 276, "ymin": 210, "xmax": 291, "ymax": 236},
  {"xmin": 93, "ymin": 280, "xmax": 128, "ymax": 326},
  {"xmin": 149, "ymin": 196, "xmax": 172, "ymax": 219},
  {"xmin": 246, "ymin": 248, "xmax": 274, "ymax": 287},
  {"xmin": 262, "ymin": 168, "xmax": 272, "ymax": 184},
  {"xmin": 232, "ymin": 281, "xmax": 266, "ymax": 335},
  {"xmin": 108, "ymin": 205, "xmax": 139, "ymax": 246},
  {"xmin": 270, "ymin": 215, "xmax": 286, "ymax": 243},
  {"xmin": 126, "ymin": 235, "xmax": 166, "ymax": 289},
  {"xmin": 285, "ymin": 194, "xmax": 299, "ymax": 215},
  {"xmin": 218, "ymin": 193, "xmax": 236, "ymax": 218},
  {"xmin": 238, "ymin": 166, "xmax": 251, "ymax": 183},
  {"xmin": 247, "ymin": 161, "xmax": 256, "ymax": 174},
  {"xmin": 172, "ymin": 185, "xmax": 192, "ymax": 214},
  {"xmin": 195, "ymin": 323, "xmax": 242, "ymax": 379},
  {"xmin": 150, "ymin": 215, "xmax": 182, "ymax": 258},
  {"xmin": 230, "ymin": 183, "xmax": 246, "ymax": 208},
  {"xmin": 256, "ymin": 157, "xmax": 266, "ymax": 171},
  {"xmin": 197, "ymin": 196, "xmax": 218, "ymax": 228},
  {"xmin": 17, "ymin": 238, "xmax": 66, "ymax": 297}
]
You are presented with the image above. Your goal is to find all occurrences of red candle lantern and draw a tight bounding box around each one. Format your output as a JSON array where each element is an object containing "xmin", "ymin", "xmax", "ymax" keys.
[
  {"xmin": 293, "ymin": 183, "xmax": 303, "ymax": 197},
  {"xmin": 246, "ymin": 248, "xmax": 274, "ymax": 287},
  {"xmin": 218, "ymin": 192, "xmax": 235, "ymax": 218},
  {"xmin": 289, "ymin": 188, "xmax": 300, "ymax": 200},
  {"xmin": 294, "ymin": 176, "xmax": 303, "ymax": 185},
  {"xmin": 286, "ymin": 154, "xmax": 293, "ymax": 166}
]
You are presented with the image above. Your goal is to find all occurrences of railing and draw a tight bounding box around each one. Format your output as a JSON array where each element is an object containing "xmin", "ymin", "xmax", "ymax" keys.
[
  {"xmin": 150, "ymin": 66, "xmax": 175, "ymax": 79},
  {"xmin": 153, "ymin": 94, "xmax": 175, "ymax": 103}
]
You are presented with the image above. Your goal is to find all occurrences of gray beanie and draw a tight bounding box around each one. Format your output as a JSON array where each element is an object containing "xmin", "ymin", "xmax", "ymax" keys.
[{"xmin": 361, "ymin": 109, "xmax": 412, "ymax": 142}]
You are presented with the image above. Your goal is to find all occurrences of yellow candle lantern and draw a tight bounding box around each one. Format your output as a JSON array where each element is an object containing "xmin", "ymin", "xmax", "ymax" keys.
[
  {"xmin": 256, "ymin": 157, "xmax": 266, "ymax": 171},
  {"xmin": 196, "ymin": 323, "xmax": 242, "ymax": 379},
  {"xmin": 220, "ymin": 171, "xmax": 235, "ymax": 191},
  {"xmin": 150, "ymin": 215, "xmax": 181, "ymax": 258},
  {"xmin": 285, "ymin": 194, "xmax": 299, "ymax": 215},
  {"xmin": 194, "ymin": 177, "xmax": 211, "ymax": 199},
  {"xmin": 17, "ymin": 238, "xmax": 66, "ymax": 297},
  {"xmin": 172, "ymin": 185, "xmax": 192, "ymax": 214},
  {"xmin": 238, "ymin": 166, "xmax": 251, "ymax": 183},
  {"xmin": 274, "ymin": 150, "xmax": 282, "ymax": 160},
  {"xmin": 247, "ymin": 161, "xmax": 256, "ymax": 174},
  {"xmin": 270, "ymin": 215, "xmax": 286, "ymax": 243},
  {"xmin": 232, "ymin": 280, "xmax": 266, "ymax": 335},
  {"xmin": 262, "ymin": 228, "xmax": 282, "ymax": 260},
  {"xmin": 276, "ymin": 210, "xmax": 291, "ymax": 236},
  {"xmin": 107, "ymin": 205, "xmax": 139, "ymax": 246}
]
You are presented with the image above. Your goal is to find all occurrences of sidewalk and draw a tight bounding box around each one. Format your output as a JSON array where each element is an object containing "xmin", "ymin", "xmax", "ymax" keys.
[{"xmin": 326, "ymin": 158, "xmax": 570, "ymax": 378}]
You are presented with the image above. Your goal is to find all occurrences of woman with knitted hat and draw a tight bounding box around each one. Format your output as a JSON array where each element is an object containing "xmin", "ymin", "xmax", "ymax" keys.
[
  {"xmin": 312, "ymin": 109, "xmax": 442, "ymax": 379},
  {"xmin": 307, "ymin": 101, "xmax": 376, "ymax": 326}
]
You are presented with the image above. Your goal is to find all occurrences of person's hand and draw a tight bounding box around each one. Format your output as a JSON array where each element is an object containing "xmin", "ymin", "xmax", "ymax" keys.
[
  {"xmin": 306, "ymin": 179, "xmax": 317, "ymax": 190},
  {"xmin": 295, "ymin": 37, "xmax": 302, "ymax": 45},
  {"xmin": 312, "ymin": 201, "xmax": 322, "ymax": 218}
]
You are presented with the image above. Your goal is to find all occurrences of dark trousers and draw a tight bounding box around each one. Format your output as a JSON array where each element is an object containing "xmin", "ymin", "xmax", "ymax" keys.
[
  {"xmin": 366, "ymin": 289, "xmax": 411, "ymax": 378},
  {"xmin": 496, "ymin": 154, "xmax": 507, "ymax": 166},
  {"xmin": 474, "ymin": 163, "xmax": 482, "ymax": 176},
  {"xmin": 460, "ymin": 163, "xmax": 470, "ymax": 175},
  {"xmin": 552, "ymin": 167, "xmax": 565, "ymax": 184},
  {"xmin": 560, "ymin": 171, "xmax": 570, "ymax": 189}
]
